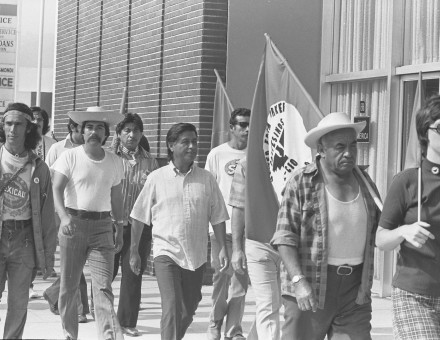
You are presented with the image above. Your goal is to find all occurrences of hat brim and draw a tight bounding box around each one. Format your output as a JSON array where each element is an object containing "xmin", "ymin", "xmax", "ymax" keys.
[
  {"xmin": 304, "ymin": 121, "xmax": 366, "ymax": 148},
  {"xmin": 67, "ymin": 110, "xmax": 122, "ymax": 126}
]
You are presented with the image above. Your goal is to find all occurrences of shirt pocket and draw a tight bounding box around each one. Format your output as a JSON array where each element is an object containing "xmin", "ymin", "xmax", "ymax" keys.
[{"xmin": 301, "ymin": 202, "xmax": 316, "ymax": 234}]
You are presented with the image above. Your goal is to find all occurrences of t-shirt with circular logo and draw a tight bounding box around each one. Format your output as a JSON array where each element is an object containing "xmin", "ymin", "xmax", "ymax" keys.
[{"xmin": 0, "ymin": 146, "xmax": 32, "ymax": 220}]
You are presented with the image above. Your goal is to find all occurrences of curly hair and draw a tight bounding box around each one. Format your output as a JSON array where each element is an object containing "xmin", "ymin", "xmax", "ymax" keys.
[
  {"xmin": 30, "ymin": 106, "xmax": 50, "ymax": 135},
  {"xmin": 0, "ymin": 102, "xmax": 41, "ymax": 150},
  {"xmin": 416, "ymin": 94, "xmax": 440, "ymax": 158},
  {"xmin": 166, "ymin": 123, "xmax": 197, "ymax": 161}
]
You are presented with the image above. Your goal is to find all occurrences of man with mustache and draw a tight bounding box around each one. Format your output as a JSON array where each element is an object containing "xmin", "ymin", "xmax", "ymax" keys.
[
  {"xmin": 51, "ymin": 106, "xmax": 125, "ymax": 340},
  {"xmin": 271, "ymin": 112, "xmax": 381, "ymax": 339}
]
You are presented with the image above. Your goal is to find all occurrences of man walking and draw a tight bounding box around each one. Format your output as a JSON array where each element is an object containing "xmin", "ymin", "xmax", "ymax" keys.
[
  {"xmin": 43, "ymin": 117, "xmax": 89, "ymax": 322},
  {"xmin": 130, "ymin": 123, "xmax": 229, "ymax": 340},
  {"xmin": 271, "ymin": 112, "xmax": 381, "ymax": 339},
  {"xmin": 111, "ymin": 113, "xmax": 158, "ymax": 337},
  {"xmin": 0, "ymin": 102, "xmax": 56, "ymax": 338},
  {"xmin": 205, "ymin": 108, "xmax": 250, "ymax": 340},
  {"xmin": 52, "ymin": 106, "xmax": 124, "ymax": 340}
]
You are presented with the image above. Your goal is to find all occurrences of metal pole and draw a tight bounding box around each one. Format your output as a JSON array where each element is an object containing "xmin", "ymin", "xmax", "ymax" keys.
[{"xmin": 36, "ymin": 0, "xmax": 45, "ymax": 106}]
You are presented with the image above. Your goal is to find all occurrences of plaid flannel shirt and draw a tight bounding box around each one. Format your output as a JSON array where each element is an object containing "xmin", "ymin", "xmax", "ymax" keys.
[{"xmin": 271, "ymin": 158, "xmax": 381, "ymax": 309}]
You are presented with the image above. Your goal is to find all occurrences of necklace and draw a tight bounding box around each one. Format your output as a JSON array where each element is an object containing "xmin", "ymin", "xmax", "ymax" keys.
[{"xmin": 4, "ymin": 146, "xmax": 27, "ymax": 158}]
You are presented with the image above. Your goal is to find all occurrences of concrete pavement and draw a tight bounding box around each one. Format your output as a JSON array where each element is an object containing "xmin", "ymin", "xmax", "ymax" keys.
[{"xmin": 0, "ymin": 262, "xmax": 393, "ymax": 339}]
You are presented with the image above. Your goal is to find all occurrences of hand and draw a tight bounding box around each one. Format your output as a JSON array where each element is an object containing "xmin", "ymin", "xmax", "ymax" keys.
[
  {"xmin": 399, "ymin": 221, "xmax": 434, "ymax": 248},
  {"xmin": 218, "ymin": 246, "xmax": 229, "ymax": 273},
  {"xmin": 42, "ymin": 267, "xmax": 54, "ymax": 280},
  {"xmin": 231, "ymin": 249, "xmax": 247, "ymax": 275},
  {"xmin": 130, "ymin": 251, "xmax": 141, "ymax": 275},
  {"xmin": 295, "ymin": 278, "xmax": 317, "ymax": 312},
  {"xmin": 59, "ymin": 215, "xmax": 73, "ymax": 236},
  {"xmin": 114, "ymin": 227, "xmax": 123, "ymax": 253}
]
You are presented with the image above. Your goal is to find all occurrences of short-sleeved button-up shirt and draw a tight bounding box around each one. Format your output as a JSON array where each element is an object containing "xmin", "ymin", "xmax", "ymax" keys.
[
  {"xmin": 271, "ymin": 158, "xmax": 381, "ymax": 309},
  {"xmin": 130, "ymin": 162, "xmax": 229, "ymax": 271}
]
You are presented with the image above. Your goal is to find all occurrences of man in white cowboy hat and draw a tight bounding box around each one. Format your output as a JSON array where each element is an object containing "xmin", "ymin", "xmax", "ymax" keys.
[
  {"xmin": 271, "ymin": 112, "xmax": 382, "ymax": 339},
  {"xmin": 51, "ymin": 106, "xmax": 125, "ymax": 340}
]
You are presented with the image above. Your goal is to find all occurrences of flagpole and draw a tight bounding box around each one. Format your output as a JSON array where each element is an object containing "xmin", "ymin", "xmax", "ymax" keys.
[{"xmin": 214, "ymin": 69, "xmax": 233, "ymax": 110}]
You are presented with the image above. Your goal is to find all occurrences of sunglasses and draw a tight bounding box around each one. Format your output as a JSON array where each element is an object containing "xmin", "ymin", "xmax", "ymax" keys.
[
  {"xmin": 429, "ymin": 125, "xmax": 440, "ymax": 134},
  {"xmin": 235, "ymin": 122, "xmax": 249, "ymax": 128}
]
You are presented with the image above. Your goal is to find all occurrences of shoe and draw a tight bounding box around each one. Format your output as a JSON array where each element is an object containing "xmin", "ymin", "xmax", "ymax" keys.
[
  {"xmin": 225, "ymin": 335, "xmax": 246, "ymax": 340},
  {"xmin": 51, "ymin": 270, "xmax": 58, "ymax": 278},
  {"xmin": 207, "ymin": 320, "xmax": 222, "ymax": 340},
  {"xmin": 78, "ymin": 314, "xmax": 87, "ymax": 323},
  {"xmin": 43, "ymin": 291, "xmax": 59, "ymax": 315},
  {"xmin": 122, "ymin": 327, "xmax": 140, "ymax": 337},
  {"xmin": 29, "ymin": 288, "xmax": 41, "ymax": 299},
  {"xmin": 90, "ymin": 310, "xmax": 95, "ymax": 320}
]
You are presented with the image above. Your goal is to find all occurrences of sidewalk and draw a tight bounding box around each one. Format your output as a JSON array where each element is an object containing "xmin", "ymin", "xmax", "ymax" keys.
[{"xmin": 0, "ymin": 265, "xmax": 393, "ymax": 339}]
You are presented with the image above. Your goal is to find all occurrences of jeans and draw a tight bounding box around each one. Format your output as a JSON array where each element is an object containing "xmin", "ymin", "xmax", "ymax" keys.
[
  {"xmin": 209, "ymin": 233, "xmax": 248, "ymax": 337},
  {"xmin": 154, "ymin": 255, "xmax": 205, "ymax": 340},
  {"xmin": 0, "ymin": 223, "xmax": 35, "ymax": 339},
  {"xmin": 245, "ymin": 239, "xmax": 282, "ymax": 340},
  {"xmin": 113, "ymin": 223, "xmax": 151, "ymax": 328},
  {"xmin": 45, "ymin": 272, "xmax": 89, "ymax": 315},
  {"xmin": 58, "ymin": 215, "xmax": 123, "ymax": 340},
  {"xmin": 282, "ymin": 265, "xmax": 371, "ymax": 340}
]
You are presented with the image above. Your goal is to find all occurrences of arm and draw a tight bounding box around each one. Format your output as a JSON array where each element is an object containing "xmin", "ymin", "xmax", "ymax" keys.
[
  {"xmin": 129, "ymin": 218, "xmax": 145, "ymax": 275},
  {"xmin": 52, "ymin": 170, "xmax": 71, "ymax": 235},
  {"xmin": 231, "ymin": 206, "xmax": 246, "ymax": 274},
  {"xmin": 278, "ymin": 244, "xmax": 317, "ymax": 312},
  {"xmin": 212, "ymin": 221, "xmax": 229, "ymax": 272},
  {"xmin": 111, "ymin": 182, "xmax": 124, "ymax": 253},
  {"xmin": 376, "ymin": 223, "xmax": 434, "ymax": 251}
]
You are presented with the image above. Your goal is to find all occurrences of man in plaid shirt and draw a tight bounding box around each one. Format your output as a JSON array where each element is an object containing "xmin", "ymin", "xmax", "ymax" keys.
[{"xmin": 271, "ymin": 112, "xmax": 381, "ymax": 339}]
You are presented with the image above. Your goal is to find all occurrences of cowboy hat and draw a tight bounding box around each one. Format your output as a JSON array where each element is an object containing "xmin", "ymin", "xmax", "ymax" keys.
[
  {"xmin": 304, "ymin": 112, "xmax": 366, "ymax": 148},
  {"xmin": 67, "ymin": 106, "xmax": 121, "ymax": 126}
]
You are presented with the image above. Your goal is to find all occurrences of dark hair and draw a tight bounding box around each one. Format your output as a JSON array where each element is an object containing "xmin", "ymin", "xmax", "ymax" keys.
[
  {"xmin": 416, "ymin": 94, "xmax": 440, "ymax": 158},
  {"xmin": 115, "ymin": 113, "xmax": 143, "ymax": 135},
  {"xmin": 229, "ymin": 108, "xmax": 251, "ymax": 125},
  {"xmin": 30, "ymin": 106, "xmax": 50, "ymax": 135},
  {"xmin": 166, "ymin": 123, "xmax": 197, "ymax": 161},
  {"xmin": 0, "ymin": 102, "xmax": 41, "ymax": 150},
  {"xmin": 67, "ymin": 118, "xmax": 79, "ymax": 133},
  {"xmin": 81, "ymin": 121, "xmax": 110, "ymax": 145}
]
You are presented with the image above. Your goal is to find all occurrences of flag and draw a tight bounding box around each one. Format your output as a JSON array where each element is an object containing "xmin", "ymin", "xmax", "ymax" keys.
[
  {"xmin": 110, "ymin": 87, "xmax": 128, "ymax": 150},
  {"xmin": 404, "ymin": 72, "xmax": 425, "ymax": 169},
  {"xmin": 211, "ymin": 69, "xmax": 234, "ymax": 148},
  {"xmin": 246, "ymin": 34, "xmax": 323, "ymax": 243}
]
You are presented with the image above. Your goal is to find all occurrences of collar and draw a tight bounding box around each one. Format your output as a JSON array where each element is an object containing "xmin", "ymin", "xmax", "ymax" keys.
[
  {"xmin": 170, "ymin": 161, "xmax": 195, "ymax": 176},
  {"xmin": 422, "ymin": 158, "xmax": 440, "ymax": 176}
]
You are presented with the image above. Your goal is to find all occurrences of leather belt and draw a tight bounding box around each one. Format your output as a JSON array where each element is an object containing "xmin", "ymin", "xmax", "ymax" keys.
[
  {"xmin": 328, "ymin": 263, "xmax": 363, "ymax": 276},
  {"xmin": 66, "ymin": 207, "xmax": 111, "ymax": 220},
  {"xmin": 2, "ymin": 219, "xmax": 32, "ymax": 231}
]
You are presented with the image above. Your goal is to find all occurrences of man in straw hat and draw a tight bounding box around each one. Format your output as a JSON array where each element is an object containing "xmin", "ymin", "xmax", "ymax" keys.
[
  {"xmin": 0, "ymin": 102, "xmax": 56, "ymax": 338},
  {"xmin": 51, "ymin": 106, "xmax": 125, "ymax": 340},
  {"xmin": 270, "ymin": 112, "xmax": 381, "ymax": 339}
]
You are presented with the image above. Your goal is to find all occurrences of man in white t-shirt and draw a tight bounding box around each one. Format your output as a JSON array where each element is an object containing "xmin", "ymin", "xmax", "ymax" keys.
[
  {"xmin": 205, "ymin": 108, "xmax": 250, "ymax": 340},
  {"xmin": 52, "ymin": 106, "xmax": 125, "ymax": 340}
]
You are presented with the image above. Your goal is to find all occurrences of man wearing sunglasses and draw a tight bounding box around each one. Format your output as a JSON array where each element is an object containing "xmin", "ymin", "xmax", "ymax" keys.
[{"xmin": 205, "ymin": 108, "xmax": 250, "ymax": 340}]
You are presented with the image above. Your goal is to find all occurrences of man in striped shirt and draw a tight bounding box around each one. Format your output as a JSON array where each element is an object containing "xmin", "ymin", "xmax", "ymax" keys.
[{"xmin": 111, "ymin": 113, "xmax": 158, "ymax": 337}]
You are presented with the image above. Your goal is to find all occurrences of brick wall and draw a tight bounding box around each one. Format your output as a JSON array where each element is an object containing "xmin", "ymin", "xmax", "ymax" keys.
[{"xmin": 54, "ymin": 0, "xmax": 229, "ymax": 282}]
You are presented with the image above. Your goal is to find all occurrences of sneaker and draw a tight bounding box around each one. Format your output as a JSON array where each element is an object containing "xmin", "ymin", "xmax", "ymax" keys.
[
  {"xmin": 78, "ymin": 314, "xmax": 87, "ymax": 323},
  {"xmin": 29, "ymin": 288, "xmax": 40, "ymax": 299},
  {"xmin": 122, "ymin": 327, "xmax": 140, "ymax": 337},
  {"xmin": 207, "ymin": 320, "xmax": 222, "ymax": 340},
  {"xmin": 43, "ymin": 291, "xmax": 59, "ymax": 315}
]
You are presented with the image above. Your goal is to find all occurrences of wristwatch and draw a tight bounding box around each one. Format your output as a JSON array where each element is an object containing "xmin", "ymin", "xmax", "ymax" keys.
[{"xmin": 292, "ymin": 274, "xmax": 306, "ymax": 284}]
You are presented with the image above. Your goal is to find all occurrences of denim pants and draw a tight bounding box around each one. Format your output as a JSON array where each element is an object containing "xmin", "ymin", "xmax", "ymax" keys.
[
  {"xmin": 0, "ymin": 223, "xmax": 35, "ymax": 339},
  {"xmin": 209, "ymin": 233, "xmax": 248, "ymax": 337},
  {"xmin": 113, "ymin": 223, "xmax": 151, "ymax": 328},
  {"xmin": 154, "ymin": 255, "xmax": 205, "ymax": 340},
  {"xmin": 58, "ymin": 215, "xmax": 123, "ymax": 340},
  {"xmin": 245, "ymin": 239, "xmax": 282, "ymax": 340}
]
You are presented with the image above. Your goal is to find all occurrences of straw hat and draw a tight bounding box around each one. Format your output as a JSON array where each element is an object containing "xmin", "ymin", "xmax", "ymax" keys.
[
  {"xmin": 67, "ymin": 106, "xmax": 121, "ymax": 126},
  {"xmin": 304, "ymin": 112, "xmax": 366, "ymax": 148}
]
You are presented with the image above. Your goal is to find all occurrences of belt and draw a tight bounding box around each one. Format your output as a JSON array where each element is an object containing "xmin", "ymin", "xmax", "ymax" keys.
[
  {"xmin": 2, "ymin": 219, "xmax": 32, "ymax": 231},
  {"xmin": 66, "ymin": 208, "xmax": 111, "ymax": 220},
  {"xmin": 328, "ymin": 263, "xmax": 363, "ymax": 276}
]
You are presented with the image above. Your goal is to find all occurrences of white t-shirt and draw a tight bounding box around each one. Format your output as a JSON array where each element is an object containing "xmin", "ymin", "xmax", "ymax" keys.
[
  {"xmin": 1, "ymin": 147, "xmax": 32, "ymax": 220},
  {"xmin": 52, "ymin": 146, "xmax": 124, "ymax": 212},
  {"xmin": 205, "ymin": 142, "xmax": 246, "ymax": 234}
]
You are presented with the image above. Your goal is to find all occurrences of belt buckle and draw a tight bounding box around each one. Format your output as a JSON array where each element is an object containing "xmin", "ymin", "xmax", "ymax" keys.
[{"xmin": 336, "ymin": 265, "xmax": 353, "ymax": 275}]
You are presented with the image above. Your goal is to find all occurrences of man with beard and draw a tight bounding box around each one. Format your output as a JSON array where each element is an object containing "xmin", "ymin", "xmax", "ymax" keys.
[
  {"xmin": 0, "ymin": 103, "xmax": 56, "ymax": 338},
  {"xmin": 205, "ymin": 108, "xmax": 250, "ymax": 340},
  {"xmin": 52, "ymin": 106, "xmax": 124, "ymax": 340}
]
